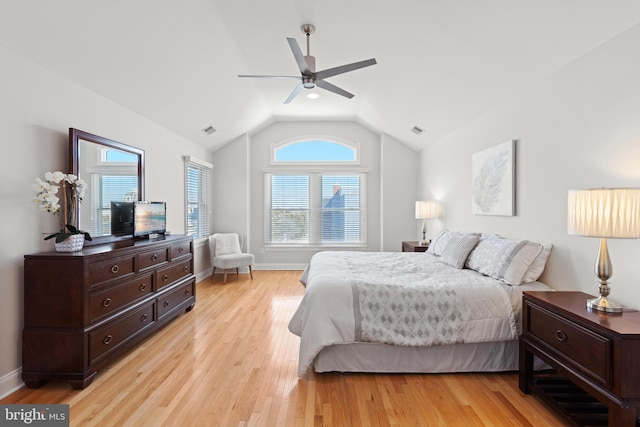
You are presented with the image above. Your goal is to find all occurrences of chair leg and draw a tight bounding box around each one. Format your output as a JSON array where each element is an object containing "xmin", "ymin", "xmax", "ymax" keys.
[
  {"xmin": 211, "ymin": 267, "xmax": 216, "ymax": 281},
  {"xmin": 249, "ymin": 265, "xmax": 253, "ymax": 279},
  {"xmin": 236, "ymin": 267, "xmax": 239, "ymax": 278},
  {"xmin": 223, "ymin": 270, "xmax": 228, "ymax": 284}
]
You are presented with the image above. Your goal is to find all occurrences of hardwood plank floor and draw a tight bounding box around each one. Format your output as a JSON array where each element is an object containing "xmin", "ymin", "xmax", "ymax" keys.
[{"xmin": 2, "ymin": 270, "xmax": 571, "ymax": 426}]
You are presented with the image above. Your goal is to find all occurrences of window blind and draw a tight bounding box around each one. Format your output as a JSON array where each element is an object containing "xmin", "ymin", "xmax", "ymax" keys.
[
  {"xmin": 265, "ymin": 173, "xmax": 365, "ymax": 245},
  {"xmin": 185, "ymin": 157, "xmax": 211, "ymax": 239}
]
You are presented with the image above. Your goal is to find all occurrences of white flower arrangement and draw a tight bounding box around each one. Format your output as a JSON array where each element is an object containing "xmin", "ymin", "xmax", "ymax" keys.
[{"xmin": 33, "ymin": 171, "xmax": 92, "ymax": 243}]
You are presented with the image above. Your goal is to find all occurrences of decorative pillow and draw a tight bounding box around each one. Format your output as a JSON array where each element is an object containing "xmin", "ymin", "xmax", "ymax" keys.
[
  {"xmin": 426, "ymin": 229, "xmax": 450, "ymax": 256},
  {"xmin": 492, "ymin": 240, "xmax": 543, "ymax": 285},
  {"xmin": 522, "ymin": 243, "xmax": 553, "ymax": 283},
  {"xmin": 214, "ymin": 233, "xmax": 241, "ymax": 256},
  {"xmin": 465, "ymin": 234, "xmax": 513, "ymax": 276},
  {"xmin": 440, "ymin": 233, "xmax": 480, "ymax": 269}
]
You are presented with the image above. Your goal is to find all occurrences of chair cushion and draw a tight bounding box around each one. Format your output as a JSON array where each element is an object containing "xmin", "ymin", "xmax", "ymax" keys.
[
  {"xmin": 214, "ymin": 233, "xmax": 241, "ymax": 256},
  {"xmin": 213, "ymin": 253, "xmax": 255, "ymax": 269}
]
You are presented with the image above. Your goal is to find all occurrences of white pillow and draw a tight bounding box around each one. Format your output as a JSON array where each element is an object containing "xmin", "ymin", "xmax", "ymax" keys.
[
  {"xmin": 522, "ymin": 243, "xmax": 552, "ymax": 282},
  {"xmin": 426, "ymin": 229, "xmax": 450, "ymax": 256},
  {"xmin": 465, "ymin": 234, "xmax": 513, "ymax": 276},
  {"xmin": 492, "ymin": 240, "xmax": 543, "ymax": 285},
  {"xmin": 440, "ymin": 233, "xmax": 480, "ymax": 269},
  {"xmin": 214, "ymin": 233, "xmax": 241, "ymax": 256}
]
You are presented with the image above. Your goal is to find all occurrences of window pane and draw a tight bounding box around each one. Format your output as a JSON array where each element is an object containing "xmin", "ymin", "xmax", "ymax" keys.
[
  {"xmin": 269, "ymin": 175, "xmax": 309, "ymax": 243},
  {"xmin": 320, "ymin": 175, "xmax": 360, "ymax": 243},
  {"xmin": 185, "ymin": 162, "xmax": 210, "ymax": 239},
  {"xmin": 275, "ymin": 140, "xmax": 355, "ymax": 162}
]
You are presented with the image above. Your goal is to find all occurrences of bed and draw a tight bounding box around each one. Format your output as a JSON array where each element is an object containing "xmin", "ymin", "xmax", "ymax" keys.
[{"xmin": 288, "ymin": 230, "xmax": 553, "ymax": 376}]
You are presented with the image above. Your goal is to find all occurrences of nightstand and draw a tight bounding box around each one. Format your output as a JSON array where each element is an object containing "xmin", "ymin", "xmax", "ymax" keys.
[
  {"xmin": 519, "ymin": 291, "xmax": 640, "ymax": 427},
  {"xmin": 402, "ymin": 241, "xmax": 429, "ymax": 252}
]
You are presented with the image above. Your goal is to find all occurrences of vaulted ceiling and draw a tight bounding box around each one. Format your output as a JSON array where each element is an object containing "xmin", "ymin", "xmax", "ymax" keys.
[{"xmin": 2, "ymin": 1, "xmax": 640, "ymax": 151}]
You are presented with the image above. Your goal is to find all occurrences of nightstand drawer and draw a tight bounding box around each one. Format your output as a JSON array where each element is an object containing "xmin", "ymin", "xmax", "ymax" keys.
[{"xmin": 528, "ymin": 303, "xmax": 611, "ymax": 386}]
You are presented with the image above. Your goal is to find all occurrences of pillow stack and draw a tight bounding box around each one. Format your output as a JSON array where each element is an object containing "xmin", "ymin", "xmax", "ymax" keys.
[{"xmin": 427, "ymin": 229, "xmax": 552, "ymax": 285}]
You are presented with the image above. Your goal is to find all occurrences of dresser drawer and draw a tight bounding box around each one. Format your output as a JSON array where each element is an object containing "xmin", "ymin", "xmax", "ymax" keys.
[
  {"xmin": 528, "ymin": 303, "xmax": 611, "ymax": 386},
  {"xmin": 89, "ymin": 255, "xmax": 135, "ymax": 286},
  {"xmin": 138, "ymin": 247, "xmax": 169, "ymax": 270},
  {"xmin": 89, "ymin": 302, "xmax": 155, "ymax": 365},
  {"xmin": 89, "ymin": 274, "xmax": 154, "ymax": 323},
  {"xmin": 170, "ymin": 241, "xmax": 191, "ymax": 260},
  {"xmin": 156, "ymin": 259, "xmax": 192, "ymax": 290},
  {"xmin": 157, "ymin": 280, "xmax": 195, "ymax": 319}
]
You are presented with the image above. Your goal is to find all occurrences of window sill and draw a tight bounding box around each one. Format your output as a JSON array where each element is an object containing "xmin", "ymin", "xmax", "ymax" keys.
[{"xmin": 263, "ymin": 244, "xmax": 368, "ymax": 252}]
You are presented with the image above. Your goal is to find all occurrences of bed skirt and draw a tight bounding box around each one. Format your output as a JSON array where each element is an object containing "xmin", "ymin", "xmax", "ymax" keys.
[{"xmin": 312, "ymin": 340, "xmax": 529, "ymax": 374}]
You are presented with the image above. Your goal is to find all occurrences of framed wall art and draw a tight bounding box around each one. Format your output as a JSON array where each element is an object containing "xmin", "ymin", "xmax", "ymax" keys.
[{"xmin": 471, "ymin": 140, "xmax": 515, "ymax": 216}]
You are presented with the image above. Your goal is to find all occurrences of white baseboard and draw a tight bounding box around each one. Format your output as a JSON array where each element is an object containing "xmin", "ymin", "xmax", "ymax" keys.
[
  {"xmin": 0, "ymin": 367, "xmax": 24, "ymax": 399},
  {"xmin": 253, "ymin": 263, "xmax": 306, "ymax": 271}
]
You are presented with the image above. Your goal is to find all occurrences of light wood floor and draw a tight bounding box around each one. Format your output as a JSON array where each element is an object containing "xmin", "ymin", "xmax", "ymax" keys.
[{"xmin": 2, "ymin": 270, "xmax": 571, "ymax": 426}]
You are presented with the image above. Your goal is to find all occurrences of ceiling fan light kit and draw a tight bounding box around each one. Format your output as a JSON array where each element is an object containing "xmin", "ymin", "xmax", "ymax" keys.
[{"xmin": 238, "ymin": 24, "xmax": 376, "ymax": 104}]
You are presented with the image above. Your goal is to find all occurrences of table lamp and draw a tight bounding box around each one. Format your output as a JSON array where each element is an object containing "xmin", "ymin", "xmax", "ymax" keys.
[
  {"xmin": 567, "ymin": 188, "xmax": 640, "ymax": 312},
  {"xmin": 415, "ymin": 201, "xmax": 440, "ymax": 246}
]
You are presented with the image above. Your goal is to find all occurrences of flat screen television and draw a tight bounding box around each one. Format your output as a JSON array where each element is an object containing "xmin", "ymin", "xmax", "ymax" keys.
[
  {"xmin": 134, "ymin": 201, "xmax": 166, "ymax": 237},
  {"xmin": 110, "ymin": 201, "xmax": 134, "ymax": 236}
]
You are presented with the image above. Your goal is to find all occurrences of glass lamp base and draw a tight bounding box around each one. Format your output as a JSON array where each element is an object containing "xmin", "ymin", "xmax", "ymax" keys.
[{"xmin": 586, "ymin": 296, "xmax": 623, "ymax": 313}]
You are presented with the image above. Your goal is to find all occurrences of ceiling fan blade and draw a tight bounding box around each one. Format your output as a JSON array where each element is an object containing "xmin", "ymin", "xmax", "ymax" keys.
[
  {"xmin": 315, "ymin": 58, "xmax": 377, "ymax": 81},
  {"xmin": 286, "ymin": 37, "xmax": 311, "ymax": 76},
  {"xmin": 238, "ymin": 74, "xmax": 301, "ymax": 79},
  {"xmin": 284, "ymin": 83, "xmax": 304, "ymax": 104},
  {"xmin": 316, "ymin": 80, "xmax": 354, "ymax": 99}
]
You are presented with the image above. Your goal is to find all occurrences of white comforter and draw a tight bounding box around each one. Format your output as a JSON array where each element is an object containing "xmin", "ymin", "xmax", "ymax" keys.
[{"xmin": 288, "ymin": 251, "xmax": 548, "ymax": 376}]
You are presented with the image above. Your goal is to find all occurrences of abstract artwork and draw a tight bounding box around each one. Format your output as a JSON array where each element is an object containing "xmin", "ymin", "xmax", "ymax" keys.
[{"xmin": 472, "ymin": 140, "xmax": 515, "ymax": 216}]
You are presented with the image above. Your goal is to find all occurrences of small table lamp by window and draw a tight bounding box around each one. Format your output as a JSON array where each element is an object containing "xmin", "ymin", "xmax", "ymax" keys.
[
  {"xmin": 415, "ymin": 201, "xmax": 440, "ymax": 246},
  {"xmin": 567, "ymin": 188, "xmax": 640, "ymax": 312}
]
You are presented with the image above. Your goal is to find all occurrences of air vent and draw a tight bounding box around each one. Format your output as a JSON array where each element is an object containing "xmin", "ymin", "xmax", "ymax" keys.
[
  {"xmin": 411, "ymin": 126, "xmax": 425, "ymax": 135},
  {"xmin": 202, "ymin": 126, "xmax": 216, "ymax": 135}
]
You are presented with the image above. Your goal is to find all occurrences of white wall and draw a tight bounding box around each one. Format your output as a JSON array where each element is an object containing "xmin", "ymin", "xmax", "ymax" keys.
[
  {"xmin": 211, "ymin": 121, "xmax": 418, "ymax": 268},
  {"xmin": 0, "ymin": 45, "xmax": 212, "ymax": 397},
  {"xmin": 420, "ymin": 24, "xmax": 640, "ymax": 308},
  {"xmin": 381, "ymin": 133, "xmax": 420, "ymax": 250}
]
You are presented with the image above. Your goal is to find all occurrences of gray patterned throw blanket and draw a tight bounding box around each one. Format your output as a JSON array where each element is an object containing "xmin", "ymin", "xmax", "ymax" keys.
[{"xmin": 289, "ymin": 251, "xmax": 521, "ymax": 376}]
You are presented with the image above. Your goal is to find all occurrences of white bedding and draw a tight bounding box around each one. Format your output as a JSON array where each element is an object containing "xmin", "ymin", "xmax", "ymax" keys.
[{"xmin": 288, "ymin": 251, "xmax": 552, "ymax": 376}]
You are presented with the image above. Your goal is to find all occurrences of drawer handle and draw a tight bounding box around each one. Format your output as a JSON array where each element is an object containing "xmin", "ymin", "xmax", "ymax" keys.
[
  {"xmin": 139, "ymin": 283, "xmax": 147, "ymax": 291},
  {"xmin": 102, "ymin": 298, "xmax": 112, "ymax": 307},
  {"xmin": 140, "ymin": 314, "xmax": 148, "ymax": 322},
  {"xmin": 163, "ymin": 301, "xmax": 170, "ymax": 308},
  {"xmin": 151, "ymin": 254, "xmax": 158, "ymax": 261},
  {"xmin": 183, "ymin": 266, "xmax": 188, "ymax": 273},
  {"xmin": 111, "ymin": 265, "xmax": 119, "ymax": 274},
  {"xmin": 103, "ymin": 335, "xmax": 113, "ymax": 345},
  {"xmin": 184, "ymin": 288, "xmax": 190, "ymax": 295},
  {"xmin": 179, "ymin": 247, "xmax": 185, "ymax": 253},
  {"xmin": 555, "ymin": 330, "xmax": 568, "ymax": 342},
  {"xmin": 162, "ymin": 274, "xmax": 169, "ymax": 282}
]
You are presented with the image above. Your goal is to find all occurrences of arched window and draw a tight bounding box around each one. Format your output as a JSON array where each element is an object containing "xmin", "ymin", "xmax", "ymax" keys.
[
  {"xmin": 271, "ymin": 139, "xmax": 359, "ymax": 164},
  {"xmin": 265, "ymin": 137, "xmax": 366, "ymax": 247}
]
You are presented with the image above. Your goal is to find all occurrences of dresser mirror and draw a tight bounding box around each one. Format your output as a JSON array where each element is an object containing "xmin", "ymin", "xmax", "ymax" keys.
[{"xmin": 69, "ymin": 128, "xmax": 145, "ymax": 243}]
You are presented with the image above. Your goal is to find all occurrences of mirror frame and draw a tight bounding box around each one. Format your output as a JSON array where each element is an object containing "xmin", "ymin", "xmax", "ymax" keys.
[{"xmin": 69, "ymin": 128, "xmax": 145, "ymax": 244}]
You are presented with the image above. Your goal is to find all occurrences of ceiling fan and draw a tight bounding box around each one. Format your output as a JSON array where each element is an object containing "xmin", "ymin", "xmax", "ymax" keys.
[{"xmin": 238, "ymin": 24, "xmax": 377, "ymax": 104}]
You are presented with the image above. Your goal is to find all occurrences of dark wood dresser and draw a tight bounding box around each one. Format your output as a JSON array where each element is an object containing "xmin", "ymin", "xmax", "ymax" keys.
[
  {"xmin": 519, "ymin": 291, "xmax": 640, "ymax": 426},
  {"xmin": 22, "ymin": 234, "xmax": 196, "ymax": 389}
]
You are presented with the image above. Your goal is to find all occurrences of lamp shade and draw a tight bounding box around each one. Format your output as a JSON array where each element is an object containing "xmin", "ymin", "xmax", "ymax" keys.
[
  {"xmin": 567, "ymin": 188, "xmax": 640, "ymax": 238},
  {"xmin": 415, "ymin": 201, "xmax": 440, "ymax": 220}
]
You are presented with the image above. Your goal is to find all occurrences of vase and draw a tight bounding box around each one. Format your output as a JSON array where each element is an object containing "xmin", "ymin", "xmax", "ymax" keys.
[{"xmin": 55, "ymin": 234, "xmax": 85, "ymax": 252}]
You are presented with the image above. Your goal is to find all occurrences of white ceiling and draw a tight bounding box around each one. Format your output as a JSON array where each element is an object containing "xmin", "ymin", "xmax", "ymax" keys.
[{"xmin": 2, "ymin": 0, "xmax": 640, "ymax": 151}]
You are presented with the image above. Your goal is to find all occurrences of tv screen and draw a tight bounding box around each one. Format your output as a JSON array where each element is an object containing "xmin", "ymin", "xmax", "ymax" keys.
[
  {"xmin": 110, "ymin": 201, "xmax": 134, "ymax": 236},
  {"xmin": 134, "ymin": 201, "xmax": 166, "ymax": 237}
]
